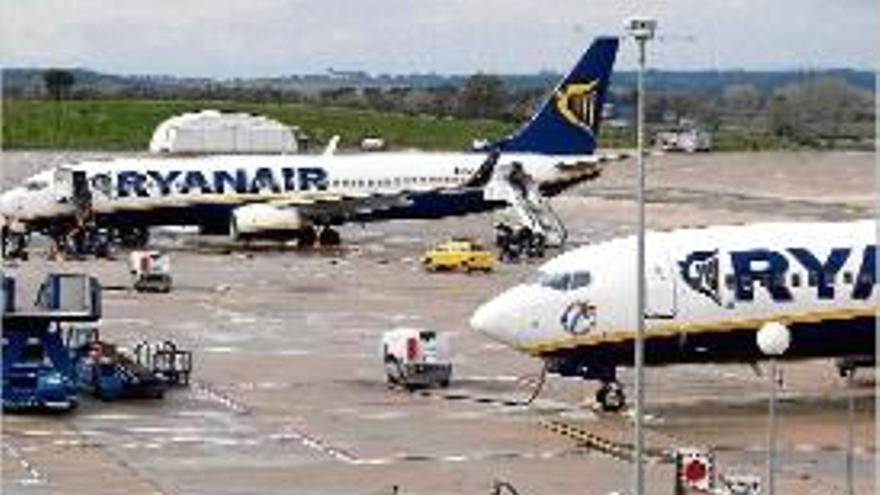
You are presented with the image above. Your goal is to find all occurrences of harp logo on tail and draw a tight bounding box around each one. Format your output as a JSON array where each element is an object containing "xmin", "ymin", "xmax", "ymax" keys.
[{"xmin": 554, "ymin": 81, "xmax": 600, "ymax": 135}]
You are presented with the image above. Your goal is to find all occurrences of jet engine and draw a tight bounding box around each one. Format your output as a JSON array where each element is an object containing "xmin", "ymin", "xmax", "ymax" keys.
[{"xmin": 230, "ymin": 204, "xmax": 309, "ymax": 240}]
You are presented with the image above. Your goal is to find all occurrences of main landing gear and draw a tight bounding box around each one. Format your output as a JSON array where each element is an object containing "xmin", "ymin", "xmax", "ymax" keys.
[
  {"xmin": 114, "ymin": 226, "xmax": 150, "ymax": 249},
  {"xmin": 596, "ymin": 381, "xmax": 626, "ymax": 412},
  {"xmin": 297, "ymin": 226, "xmax": 341, "ymax": 248},
  {"xmin": 298, "ymin": 226, "xmax": 318, "ymax": 247}
]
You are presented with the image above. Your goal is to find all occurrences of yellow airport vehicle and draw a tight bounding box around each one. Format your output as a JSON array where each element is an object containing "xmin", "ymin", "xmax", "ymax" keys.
[{"xmin": 421, "ymin": 239, "xmax": 497, "ymax": 273}]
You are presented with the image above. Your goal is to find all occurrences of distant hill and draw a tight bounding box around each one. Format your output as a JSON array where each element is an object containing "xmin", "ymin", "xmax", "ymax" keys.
[
  {"xmin": 2, "ymin": 67, "xmax": 873, "ymax": 98},
  {"xmin": 612, "ymin": 69, "xmax": 875, "ymax": 95}
]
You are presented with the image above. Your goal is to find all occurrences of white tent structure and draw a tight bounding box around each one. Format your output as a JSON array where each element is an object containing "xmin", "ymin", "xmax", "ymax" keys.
[{"xmin": 149, "ymin": 110, "xmax": 298, "ymax": 154}]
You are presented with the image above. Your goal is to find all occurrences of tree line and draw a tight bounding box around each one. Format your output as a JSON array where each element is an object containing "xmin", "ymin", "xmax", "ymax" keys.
[{"xmin": 19, "ymin": 68, "xmax": 878, "ymax": 149}]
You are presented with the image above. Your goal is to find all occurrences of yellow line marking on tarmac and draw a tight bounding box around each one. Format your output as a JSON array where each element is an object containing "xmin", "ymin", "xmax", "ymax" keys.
[{"xmin": 538, "ymin": 418, "xmax": 671, "ymax": 465}]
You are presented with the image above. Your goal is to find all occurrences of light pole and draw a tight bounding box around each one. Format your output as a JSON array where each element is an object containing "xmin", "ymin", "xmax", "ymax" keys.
[
  {"xmin": 757, "ymin": 322, "xmax": 791, "ymax": 495},
  {"xmin": 845, "ymin": 367, "xmax": 855, "ymax": 495},
  {"xmin": 624, "ymin": 17, "xmax": 657, "ymax": 495}
]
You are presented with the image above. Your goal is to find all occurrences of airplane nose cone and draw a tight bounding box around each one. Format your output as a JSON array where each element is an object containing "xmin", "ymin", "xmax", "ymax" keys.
[
  {"xmin": 470, "ymin": 292, "xmax": 518, "ymax": 345},
  {"xmin": 0, "ymin": 189, "xmax": 20, "ymax": 218},
  {"xmin": 0, "ymin": 192, "xmax": 10, "ymax": 217},
  {"xmin": 469, "ymin": 300, "xmax": 499, "ymax": 335}
]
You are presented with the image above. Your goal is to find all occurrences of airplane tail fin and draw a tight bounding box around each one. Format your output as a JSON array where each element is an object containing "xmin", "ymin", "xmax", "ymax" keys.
[{"xmin": 488, "ymin": 37, "xmax": 619, "ymax": 155}]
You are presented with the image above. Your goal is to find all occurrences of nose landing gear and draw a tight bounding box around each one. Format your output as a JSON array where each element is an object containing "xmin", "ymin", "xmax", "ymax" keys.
[{"xmin": 1, "ymin": 224, "xmax": 30, "ymax": 261}]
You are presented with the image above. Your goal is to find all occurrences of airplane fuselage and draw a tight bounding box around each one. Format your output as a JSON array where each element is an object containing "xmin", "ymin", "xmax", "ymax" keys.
[
  {"xmin": 0, "ymin": 151, "xmax": 599, "ymax": 235},
  {"xmin": 471, "ymin": 220, "xmax": 877, "ymax": 379}
]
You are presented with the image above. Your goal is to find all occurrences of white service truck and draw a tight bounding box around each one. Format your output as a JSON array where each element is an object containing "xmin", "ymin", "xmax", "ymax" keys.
[
  {"xmin": 129, "ymin": 251, "xmax": 173, "ymax": 293},
  {"xmin": 382, "ymin": 328, "xmax": 451, "ymax": 389}
]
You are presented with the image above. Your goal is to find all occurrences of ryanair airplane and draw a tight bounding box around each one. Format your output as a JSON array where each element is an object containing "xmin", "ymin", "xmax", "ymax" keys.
[
  {"xmin": 470, "ymin": 220, "xmax": 877, "ymax": 411},
  {"xmin": 1, "ymin": 38, "xmax": 620, "ymax": 253}
]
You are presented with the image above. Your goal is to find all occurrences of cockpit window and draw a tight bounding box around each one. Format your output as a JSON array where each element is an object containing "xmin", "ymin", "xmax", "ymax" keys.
[
  {"xmin": 532, "ymin": 270, "xmax": 592, "ymax": 291},
  {"xmin": 541, "ymin": 272, "xmax": 571, "ymax": 291},
  {"xmin": 24, "ymin": 180, "xmax": 49, "ymax": 191},
  {"xmin": 569, "ymin": 271, "xmax": 591, "ymax": 289}
]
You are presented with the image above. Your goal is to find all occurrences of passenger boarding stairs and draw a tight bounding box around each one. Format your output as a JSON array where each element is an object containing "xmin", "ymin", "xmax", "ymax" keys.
[{"xmin": 484, "ymin": 163, "xmax": 568, "ymax": 247}]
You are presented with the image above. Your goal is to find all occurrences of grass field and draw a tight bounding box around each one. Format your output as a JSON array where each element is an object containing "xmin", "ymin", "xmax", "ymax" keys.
[
  {"xmin": 9, "ymin": 98, "xmax": 836, "ymax": 153},
  {"xmin": 2, "ymin": 99, "xmax": 516, "ymax": 151}
]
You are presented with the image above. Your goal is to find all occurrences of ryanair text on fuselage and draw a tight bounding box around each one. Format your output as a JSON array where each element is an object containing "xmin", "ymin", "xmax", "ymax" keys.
[
  {"xmin": 679, "ymin": 245, "xmax": 877, "ymax": 304},
  {"xmin": 113, "ymin": 167, "xmax": 330, "ymax": 198}
]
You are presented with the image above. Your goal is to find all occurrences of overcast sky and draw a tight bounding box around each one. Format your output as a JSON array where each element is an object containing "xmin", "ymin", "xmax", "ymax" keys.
[{"xmin": 2, "ymin": 1, "xmax": 877, "ymax": 77}]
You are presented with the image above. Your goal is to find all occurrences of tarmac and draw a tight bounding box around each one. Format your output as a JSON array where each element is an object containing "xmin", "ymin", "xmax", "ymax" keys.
[{"xmin": 1, "ymin": 150, "xmax": 876, "ymax": 495}]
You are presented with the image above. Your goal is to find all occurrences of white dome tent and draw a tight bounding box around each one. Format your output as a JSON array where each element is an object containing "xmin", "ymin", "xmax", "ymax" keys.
[{"xmin": 148, "ymin": 110, "xmax": 299, "ymax": 154}]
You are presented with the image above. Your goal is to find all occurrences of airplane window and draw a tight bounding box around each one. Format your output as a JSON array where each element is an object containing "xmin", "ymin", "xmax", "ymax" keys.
[
  {"xmin": 843, "ymin": 272, "xmax": 853, "ymax": 285},
  {"xmin": 534, "ymin": 271, "xmax": 571, "ymax": 291},
  {"xmin": 569, "ymin": 271, "xmax": 592, "ymax": 290},
  {"xmin": 725, "ymin": 274, "xmax": 735, "ymax": 290},
  {"xmin": 808, "ymin": 272, "xmax": 819, "ymax": 287},
  {"xmin": 791, "ymin": 273, "xmax": 801, "ymax": 287}
]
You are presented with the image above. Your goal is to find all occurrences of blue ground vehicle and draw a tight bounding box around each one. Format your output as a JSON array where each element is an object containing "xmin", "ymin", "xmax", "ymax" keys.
[
  {"xmin": 2, "ymin": 273, "xmax": 191, "ymax": 411},
  {"xmin": 2, "ymin": 274, "xmax": 100, "ymax": 411}
]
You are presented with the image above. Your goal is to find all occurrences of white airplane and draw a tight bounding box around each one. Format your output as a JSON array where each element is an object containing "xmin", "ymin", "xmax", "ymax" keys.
[
  {"xmin": 0, "ymin": 37, "xmax": 622, "ymax": 254},
  {"xmin": 470, "ymin": 220, "xmax": 877, "ymax": 411}
]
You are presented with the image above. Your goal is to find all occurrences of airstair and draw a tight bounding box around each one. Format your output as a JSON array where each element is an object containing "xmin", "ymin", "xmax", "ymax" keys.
[{"xmin": 483, "ymin": 162, "xmax": 568, "ymax": 247}]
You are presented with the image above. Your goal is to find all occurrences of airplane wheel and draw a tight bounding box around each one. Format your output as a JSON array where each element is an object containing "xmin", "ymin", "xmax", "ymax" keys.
[
  {"xmin": 596, "ymin": 382, "xmax": 626, "ymax": 412},
  {"xmin": 319, "ymin": 227, "xmax": 341, "ymax": 246},
  {"xmin": 117, "ymin": 227, "xmax": 149, "ymax": 248},
  {"xmin": 298, "ymin": 227, "xmax": 318, "ymax": 247}
]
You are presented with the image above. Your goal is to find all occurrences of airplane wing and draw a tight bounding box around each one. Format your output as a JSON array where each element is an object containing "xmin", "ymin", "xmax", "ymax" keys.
[
  {"xmin": 222, "ymin": 152, "xmax": 501, "ymax": 223},
  {"xmin": 267, "ymin": 190, "xmax": 415, "ymax": 224},
  {"xmin": 553, "ymin": 151, "xmax": 629, "ymax": 170}
]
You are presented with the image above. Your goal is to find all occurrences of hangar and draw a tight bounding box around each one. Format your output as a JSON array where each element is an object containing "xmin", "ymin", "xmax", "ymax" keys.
[{"xmin": 148, "ymin": 110, "xmax": 300, "ymax": 154}]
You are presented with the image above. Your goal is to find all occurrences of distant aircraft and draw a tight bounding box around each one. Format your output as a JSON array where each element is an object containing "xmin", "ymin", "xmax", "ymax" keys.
[
  {"xmin": 470, "ymin": 220, "xmax": 877, "ymax": 411},
  {"xmin": 0, "ymin": 37, "xmax": 621, "ymax": 256}
]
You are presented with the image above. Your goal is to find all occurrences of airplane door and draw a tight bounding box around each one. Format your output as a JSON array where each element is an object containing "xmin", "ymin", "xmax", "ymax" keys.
[
  {"xmin": 53, "ymin": 168, "xmax": 73, "ymax": 203},
  {"xmin": 646, "ymin": 250, "xmax": 678, "ymax": 319},
  {"xmin": 71, "ymin": 171, "xmax": 92, "ymax": 206},
  {"xmin": 52, "ymin": 168, "xmax": 94, "ymax": 210}
]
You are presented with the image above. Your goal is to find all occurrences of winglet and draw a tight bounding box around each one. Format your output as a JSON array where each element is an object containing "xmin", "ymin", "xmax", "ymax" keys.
[
  {"xmin": 323, "ymin": 135, "xmax": 340, "ymax": 156},
  {"xmin": 463, "ymin": 151, "xmax": 500, "ymax": 188}
]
